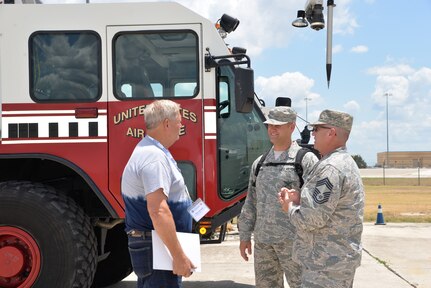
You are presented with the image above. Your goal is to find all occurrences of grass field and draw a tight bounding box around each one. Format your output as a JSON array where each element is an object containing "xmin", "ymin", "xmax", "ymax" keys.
[{"xmin": 363, "ymin": 178, "xmax": 431, "ymax": 223}]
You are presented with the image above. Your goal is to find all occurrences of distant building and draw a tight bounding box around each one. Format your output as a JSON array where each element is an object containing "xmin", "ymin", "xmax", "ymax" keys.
[{"xmin": 377, "ymin": 151, "xmax": 431, "ymax": 168}]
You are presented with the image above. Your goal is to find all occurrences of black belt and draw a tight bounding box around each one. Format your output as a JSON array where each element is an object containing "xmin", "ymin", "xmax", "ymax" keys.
[{"xmin": 127, "ymin": 230, "xmax": 152, "ymax": 238}]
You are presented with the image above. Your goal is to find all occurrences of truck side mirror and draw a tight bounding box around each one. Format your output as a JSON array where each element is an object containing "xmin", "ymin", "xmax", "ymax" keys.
[{"xmin": 235, "ymin": 67, "xmax": 254, "ymax": 113}]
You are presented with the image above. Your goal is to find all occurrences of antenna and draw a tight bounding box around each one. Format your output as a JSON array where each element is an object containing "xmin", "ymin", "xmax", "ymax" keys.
[{"xmin": 326, "ymin": 0, "xmax": 335, "ymax": 88}]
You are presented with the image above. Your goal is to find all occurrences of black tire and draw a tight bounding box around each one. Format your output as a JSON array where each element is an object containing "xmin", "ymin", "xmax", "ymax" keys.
[
  {"xmin": 91, "ymin": 224, "xmax": 132, "ymax": 287},
  {"xmin": 0, "ymin": 181, "xmax": 97, "ymax": 288}
]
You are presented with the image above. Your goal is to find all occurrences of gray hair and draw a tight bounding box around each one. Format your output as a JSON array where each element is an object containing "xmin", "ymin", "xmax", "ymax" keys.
[
  {"xmin": 144, "ymin": 100, "xmax": 181, "ymax": 130},
  {"xmin": 334, "ymin": 126, "xmax": 350, "ymax": 142}
]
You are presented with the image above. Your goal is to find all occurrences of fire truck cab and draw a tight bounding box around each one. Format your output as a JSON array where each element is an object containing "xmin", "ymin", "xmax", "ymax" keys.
[{"xmin": 0, "ymin": 2, "xmax": 271, "ymax": 287}]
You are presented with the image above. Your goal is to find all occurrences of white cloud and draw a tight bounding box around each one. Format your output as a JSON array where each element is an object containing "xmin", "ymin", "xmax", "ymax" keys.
[
  {"xmin": 180, "ymin": 0, "xmax": 360, "ymax": 56},
  {"xmin": 368, "ymin": 64, "xmax": 415, "ymax": 77},
  {"xmin": 255, "ymin": 71, "xmax": 322, "ymax": 110},
  {"xmin": 371, "ymin": 75, "xmax": 409, "ymax": 106},
  {"xmin": 163, "ymin": 0, "xmax": 305, "ymax": 57},
  {"xmin": 332, "ymin": 0, "xmax": 359, "ymax": 35},
  {"xmin": 350, "ymin": 45, "xmax": 368, "ymax": 53},
  {"xmin": 410, "ymin": 67, "xmax": 431, "ymax": 87},
  {"xmin": 369, "ymin": 64, "xmax": 431, "ymax": 109},
  {"xmin": 344, "ymin": 100, "xmax": 360, "ymax": 112},
  {"xmin": 358, "ymin": 63, "xmax": 431, "ymax": 165}
]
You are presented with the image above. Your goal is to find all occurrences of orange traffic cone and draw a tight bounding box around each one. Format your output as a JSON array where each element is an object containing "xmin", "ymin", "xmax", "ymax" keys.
[{"xmin": 375, "ymin": 204, "xmax": 386, "ymax": 225}]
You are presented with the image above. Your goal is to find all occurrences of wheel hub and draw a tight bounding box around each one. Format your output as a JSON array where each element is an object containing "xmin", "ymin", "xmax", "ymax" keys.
[
  {"xmin": 0, "ymin": 226, "xmax": 40, "ymax": 288},
  {"xmin": 0, "ymin": 246, "xmax": 25, "ymax": 278}
]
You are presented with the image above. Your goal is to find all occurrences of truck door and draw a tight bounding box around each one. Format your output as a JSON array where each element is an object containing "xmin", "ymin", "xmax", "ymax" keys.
[
  {"xmin": 106, "ymin": 25, "xmax": 202, "ymax": 209},
  {"xmin": 217, "ymin": 65, "xmax": 271, "ymax": 199}
]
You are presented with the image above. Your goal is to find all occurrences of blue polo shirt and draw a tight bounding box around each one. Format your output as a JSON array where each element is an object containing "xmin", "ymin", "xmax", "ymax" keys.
[{"xmin": 121, "ymin": 136, "xmax": 192, "ymax": 233}]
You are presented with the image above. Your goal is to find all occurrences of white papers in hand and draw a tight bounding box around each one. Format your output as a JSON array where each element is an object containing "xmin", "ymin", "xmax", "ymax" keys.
[{"xmin": 152, "ymin": 230, "xmax": 201, "ymax": 272}]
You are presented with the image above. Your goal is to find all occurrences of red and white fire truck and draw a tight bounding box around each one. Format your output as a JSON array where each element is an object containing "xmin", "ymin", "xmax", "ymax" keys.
[{"xmin": 0, "ymin": 1, "xmax": 273, "ymax": 287}]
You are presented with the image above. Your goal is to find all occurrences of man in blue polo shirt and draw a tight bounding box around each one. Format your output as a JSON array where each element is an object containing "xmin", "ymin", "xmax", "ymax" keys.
[{"xmin": 121, "ymin": 99, "xmax": 195, "ymax": 288}]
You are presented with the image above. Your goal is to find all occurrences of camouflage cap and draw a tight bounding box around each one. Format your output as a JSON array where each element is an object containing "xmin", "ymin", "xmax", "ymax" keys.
[
  {"xmin": 310, "ymin": 109, "xmax": 353, "ymax": 132},
  {"xmin": 264, "ymin": 106, "xmax": 297, "ymax": 125}
]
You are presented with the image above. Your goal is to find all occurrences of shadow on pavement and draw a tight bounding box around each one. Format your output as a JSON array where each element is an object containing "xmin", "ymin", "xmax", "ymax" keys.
[
  {"xmin": 107, "ymin": 282, "xmax": 136, "ymax": 288},
  {"xmin": 108, "ymin": 280, "xmax": 254, "ymax": 288},
  {"xmin": 184, "ymin": 281, "xmax": 253, "ymax": 288}
]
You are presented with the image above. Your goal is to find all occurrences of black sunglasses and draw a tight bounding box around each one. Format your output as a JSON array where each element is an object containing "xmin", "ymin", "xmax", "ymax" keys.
[{"xmin": 307, "ymin": 125, "xmax": 333, "ymax": 132}]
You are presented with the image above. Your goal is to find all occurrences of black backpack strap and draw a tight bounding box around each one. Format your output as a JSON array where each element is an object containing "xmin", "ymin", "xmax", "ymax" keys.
[
  {"xmin": 294, "ymin": 147, "xmax": 321, "ymax": 187},
  {"xmin": 252, "ymin": 149, "xmax": 271, "ymax": 187},
  {"xmin": 253, "ymin": 147, "xmax": 320, "ymax": 188},
  {"xmin": 294, "ymin": 148, "xmax": 309, "ymax": 188}
]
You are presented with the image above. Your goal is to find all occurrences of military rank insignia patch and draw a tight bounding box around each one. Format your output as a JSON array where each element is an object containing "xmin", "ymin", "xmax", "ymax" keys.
[{"xmin": 312, "ymin": 178, "xmax": 333, "ymax": 204}]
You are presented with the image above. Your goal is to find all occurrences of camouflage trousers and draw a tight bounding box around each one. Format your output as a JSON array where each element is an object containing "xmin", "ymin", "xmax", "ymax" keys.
[
  {"xmin": 254, "ymin": 241, "xmax": 302, "ymax": 288},
  {"xmin": 301, "ymin": 267, "xmax": 355, "ymax": 288}
]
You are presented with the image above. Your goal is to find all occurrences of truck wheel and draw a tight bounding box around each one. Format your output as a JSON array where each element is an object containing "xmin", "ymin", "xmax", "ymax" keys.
[
  {"xmin": 92, "ymin": 224, "xmax": 132, "ymax": 287},
  {"xmin": 0, "ymin": 181, "xmax": 97, "ymax": 288}
]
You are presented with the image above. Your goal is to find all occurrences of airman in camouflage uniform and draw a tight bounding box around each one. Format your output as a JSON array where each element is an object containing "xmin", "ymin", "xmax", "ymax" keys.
[
  {"xmin": 238, "ymin": 107, "xmax": 319, "ymax": 288},
  {"xmin": 279, "ymin": 109, "xmax": 364, "ymax": 288}
]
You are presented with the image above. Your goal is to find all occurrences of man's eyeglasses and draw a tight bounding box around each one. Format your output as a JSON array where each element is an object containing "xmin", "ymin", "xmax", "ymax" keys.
[{"xmin": 307, "ymin": 125, "xmax": 333, "ymax": 132}]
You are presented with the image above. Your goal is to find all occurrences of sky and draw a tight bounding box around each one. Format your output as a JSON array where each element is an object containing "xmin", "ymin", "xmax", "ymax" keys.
[{"xmin": 42, "ymin": 0, "xmax": 431, "ymax": 166}]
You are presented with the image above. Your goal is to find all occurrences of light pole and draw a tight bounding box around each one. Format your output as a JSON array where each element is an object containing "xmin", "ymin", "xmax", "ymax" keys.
[
  {"xmin": 384, "ymin": 92, "xmax": 392, "ymax": 168},
  {"xmin": 304, "ymin": 97, "xmax": 311, "ymax": 123}
]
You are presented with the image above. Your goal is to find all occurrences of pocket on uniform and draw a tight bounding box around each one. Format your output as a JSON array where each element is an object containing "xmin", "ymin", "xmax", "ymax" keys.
[{"xmin": 128, "ymin": 238, "xmax": 152, "ymax": 278}]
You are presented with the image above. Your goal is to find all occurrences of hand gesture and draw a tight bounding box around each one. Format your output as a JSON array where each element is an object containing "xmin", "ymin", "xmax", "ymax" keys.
[{"xmin": 278, "ymin": 187, "xmax": 300, "ymax": 212}]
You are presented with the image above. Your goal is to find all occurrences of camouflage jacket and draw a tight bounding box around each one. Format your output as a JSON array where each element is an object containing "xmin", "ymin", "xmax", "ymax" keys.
[
  {"xmin": 238, "ymin": 141, "xmax": 318, "ymax": 243},
  {"xmin": 288, "ymin": 147, "xmax": 365, "ymax": 271}
]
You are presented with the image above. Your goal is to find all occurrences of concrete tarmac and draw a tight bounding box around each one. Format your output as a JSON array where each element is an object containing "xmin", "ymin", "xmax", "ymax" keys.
[{"xmin": 108, "ymin": 223, "xmax": 431, "ymax": 288}]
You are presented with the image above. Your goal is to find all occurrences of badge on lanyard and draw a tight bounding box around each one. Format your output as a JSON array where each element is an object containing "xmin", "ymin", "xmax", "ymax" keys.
[{"xmin": 187, "ymin": 198, "xmax": 210, "ymax": 222}]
